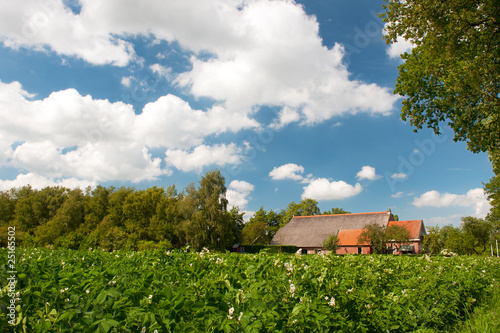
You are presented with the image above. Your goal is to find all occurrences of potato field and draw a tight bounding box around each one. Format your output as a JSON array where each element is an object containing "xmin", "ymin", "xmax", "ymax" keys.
[{"xmin": 1, "ymin": 248, "xmax": 499, "ymax": 332}]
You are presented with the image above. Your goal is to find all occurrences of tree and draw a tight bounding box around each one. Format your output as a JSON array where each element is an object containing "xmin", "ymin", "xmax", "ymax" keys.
[
  {"xmin": 422, "ymin": 226, "xmax": 445, "ymax": 255},
  {"xmin": 358, "ymin": 223, "xmax": 388, "ymax": 254},
  {"xmin": 0, "ymin": 190, "xmax": 15, "ymax": 226},
  {"xmin": 322, "ymin": 233, "xmax": 339, "ymax": 253},
  {"xmin": 241, "ymin": 221, "xmax": 269, "ymax": 245},
  {"xmin": 382, "ymin": 0, "xmax": 500, "ymax": 227},
  {"xmin": 461, "ymin": 216, "xmax": 493, "ymax": 254},
  {"xmin": 322, "ymin": 208, "xmax": 351, "ymax": 215},
  {"xmin": 386, "ymin": 224, "xmax": 411, "ymax": 251},
  {"xmin": 226, "ymin": 207, "xmax": 245, "ymax": 246},
  {"xmin": 280, "ymin": 199, "xmax": 321, "ymax": 227},
  {"xmin": 442, "ymin": 225, "xmax": 472, "ymax": 255},
  {"xmin": 242, "ymin": 207, "xmax": 282, "ymax": 244},
  {"xmin": 185, "ymin": 170, "xmax": 232, "ymax": 250},
  {"xmin": 485, "ymin": 150, "xmax": 500, "ymax": 223},
  {"xmin": 382, "ymin": 0, "xmax": 500, "ymax": 154}
]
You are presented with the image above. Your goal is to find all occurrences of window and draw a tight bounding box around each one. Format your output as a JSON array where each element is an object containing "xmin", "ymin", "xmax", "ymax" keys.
[
  {"xmin": 301, "ymin": 249, "xmax": 308, "ymax": 254},
  {"xmin": 357, "ymin": 246, "xmax": 362, "ymax": 254},
  {"xmin": 316, "ymin": 249, "xmax": 322, "ymax": 254}
]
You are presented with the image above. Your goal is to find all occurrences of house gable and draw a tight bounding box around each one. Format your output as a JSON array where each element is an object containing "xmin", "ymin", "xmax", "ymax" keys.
[{"xmin": 388, "ymin": 220, "xmax": 426, "ymax": 240}]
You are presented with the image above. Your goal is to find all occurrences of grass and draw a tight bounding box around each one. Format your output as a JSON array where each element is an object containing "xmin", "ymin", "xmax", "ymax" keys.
[{"xmin": 455, "ymin": 286, "xmax": 500, "ymax": 333}]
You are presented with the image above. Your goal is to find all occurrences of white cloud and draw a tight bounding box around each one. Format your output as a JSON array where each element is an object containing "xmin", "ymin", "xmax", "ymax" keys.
[
  {"xmin": 134, "ymin": 95, "xmax": 258, "ymax": 149},
  {"xmin": 121, "ymin": 76, "xmax": 132, "ymax": 87},
  {"xmin": 0, "ymin": 0, "xmax": 134, "ymax": 66},
  {"xmin": 387, "ymin": 37, "xmax": 415, "ymax": 59},
  {"xmin": 356, "ymin": 165, "xmax": 382, "ymax": 181},
  {"xmin": 0, "ymin": 173, "xmax": 96, "ymax": 191},
  {"xmin": 175, "ymin": 1, "xmax": 399, "ymax": 120},
  {"xmin": 302, "ymin": 178, "xmax": 362, "ymax": 201},
  {"xmin": 391, "ymin": 191, "xmax": 405, "ymax": 198},
  {"xmin": 412, "ymin": 188, "xmax": 491, "ymax": 218},
  {"xmin": 269, "ymin": 163, "xmax": 304, "ymax": 181},
  {"xmin": 229, "ymin": 180, "xmax": 255, "ymax": 194},
  {"xmin": 384, "ymin": 23, "xmax": 415, "ymax": 59},
  {"xmin": 226, "ymin": 180, "xmax": 255, "ymax": 209},
  {"xmin": 0, "ymin": 80, "xmax": 252, "ymax": 183},
  {"xmin": 0, "ymin": 0, "xmax": 399, "ymax": 124},
  {"xmin": 391, "ymin": 173, "xmax": 408, "ymax": 180},
  {"xmin": 150, "ymin": 63, "xmax": 173, "ymax": 80},
  {"xmin": 270, "ymin": 106, "xmax": 301, "ymax": 129},
  {"xmin": 165, "ymin": 143, "xmax": 243, "ymax": 173},
  {"xmin": 425, "ymin": 215, "xmax": 463, "ymax": 227}
]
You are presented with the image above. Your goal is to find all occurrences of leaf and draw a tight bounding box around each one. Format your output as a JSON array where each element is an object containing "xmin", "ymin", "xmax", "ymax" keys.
[{"xmin": 95, "ymin": 291, "xmax": 107, "ymax": 304}]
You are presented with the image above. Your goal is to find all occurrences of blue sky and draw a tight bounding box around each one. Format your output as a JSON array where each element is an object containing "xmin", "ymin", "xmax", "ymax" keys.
[{"xmin": 0, "ymin": 0, "xmax": 493, "ymax": 226}]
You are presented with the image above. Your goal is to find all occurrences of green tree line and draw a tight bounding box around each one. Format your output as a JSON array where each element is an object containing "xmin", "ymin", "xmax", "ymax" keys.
[
  {"xmin": 0, "ymin": 170, "xmax": 348, "ymax": 251},
  {"xmin": 0, "ymin": 170, "xmax": 244, "ymax": 251},
  {"xmin": 423, "ymin": 216, "xmax": 500, "ymax": 256}
]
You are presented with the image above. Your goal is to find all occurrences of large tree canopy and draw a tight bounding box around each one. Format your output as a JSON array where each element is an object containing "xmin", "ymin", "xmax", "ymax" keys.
[{"xmin": 382, "ymin": 0, "xmax": 500, "ymax": 153}]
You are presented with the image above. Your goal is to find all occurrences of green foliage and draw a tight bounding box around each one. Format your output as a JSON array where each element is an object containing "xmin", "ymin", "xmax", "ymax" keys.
[
  {"xmin": 1, "ymin": 248, "xmax": 498, "ymax": 332},
  {"xmin": 322, "ymin": 233, "xmax": 339, "ymax": 253},
  {"xmin": 0, "ymin": 170, "xmax": 245, "ymax": 251},
  {"xmin": 485, "ymin": 150, "xmax": 500, "ymax": 224},
  {"xmin": 381, "ymin": 0, "xmax": 500, "ymax": 154},
  {"xmin": 357, "ymin": 223, "xmax": 411, "ymax": 254},
  {"xmin": 358, "ymin": 223, "xmax": 388, "ymax": 254},
  {"xmin": 279, "ymin": 199, "xmax": 321, "ymax": 227},
  {"xmin": 422, "ymin": 226, "xmax": 444, "ymax": 255},
  {"xmin": 455, "ymin": 285, "xmax": 500, "ymax": 333},
  {"xmin": 386, "ymin": 224, "xmax": 411, "ymax": 251},
  {"xmin": 241, "ymin": 207, "xmax": 282, "ymax": 245},
  {"xmin": 382, "ymin": 0, "xmax": 500, "ymax": 221},
  {"xmin": 322, "ymin": 208, "xmax": 351, "ymax": 215},
  {"xmin": 240, "ymin": 245, "xmax": 298, "ymax": 254},
  {"xmin": 422, "ymin": 217, "xmax": 496, "ymax": 255},
  {"xmin": 461, "ymin": 216, "xmax": 493, "ymax": 254}
]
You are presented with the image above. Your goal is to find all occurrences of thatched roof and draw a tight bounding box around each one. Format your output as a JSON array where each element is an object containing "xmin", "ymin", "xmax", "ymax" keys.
[{"xmin": 271, "ymin": 210, "xmax": 394, "ymax": 248}]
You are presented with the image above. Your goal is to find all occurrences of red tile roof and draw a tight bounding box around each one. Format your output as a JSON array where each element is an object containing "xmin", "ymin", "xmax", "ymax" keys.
[
  {"xmin": 388, "ymin": 220, "xmax": 424, "ymax": 239},
  {"xmin": 337, "ymin": 229, "xmax": 370, "ymax": 246}
]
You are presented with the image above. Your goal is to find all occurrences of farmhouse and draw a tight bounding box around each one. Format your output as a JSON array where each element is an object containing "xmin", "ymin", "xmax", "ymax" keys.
[{"xmin": 270, "ymin": 210, "xmax": 426, "ymax": 254}]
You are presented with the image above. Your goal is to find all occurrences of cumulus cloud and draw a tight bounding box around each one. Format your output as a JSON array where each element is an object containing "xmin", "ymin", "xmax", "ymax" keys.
[
  {"xmin": 149, "ymin": 63, "xmax": 173, "ymax": 80},
  {"xmin": 302, "ymin": 178, "xmax": 362, "ymax": 201},
  {"xmin": 0, "ymin": 80, "xmax": 252, "ymax": 185},
  {"xmin": 165, "ymin": 144, "xmax": 243, "ymax": 173},
  {"xmin": 175, "ymin": 0, "xmax": 399, "ymax": 120},
  {"xmin": 356, "ymin": 165, "xmax": 382, "ymax": 181},
  {"xmin": 121, "ymin": 76, "xmax": 133, "ymax": 87},
  {"xmin": 0, "ymin": 173, "xmax": 96, "ymax": 191},
  {"xmin": 269, "ymin": 163, "xmax": 305, "ymax": 181},
  {"xmin": 412, "ymin": 188, "xmax": 491, "ymax": 218},
  {"xmin": 0, "ymin": 0, "xmax": 134, "ymax": 66},
  {"xmin": 0, "ymin": 0, "xmax": 398, "ymax": 122},
  {"xmin": 226, "ymin": 180, "xmax": 255, "ymax": 209},
  {"xmin": 425, "ymin": 215, "xmax": 463, "ymax": 227},
  {"xmin": 270, "ymin": 106, "xmax": 301, "ymax": 129},
  {"xmin": 387, "ymin": 37, "xmax": 415, "ymax": 59},
  {"xmin": 391, "ymin": 173, "xmax": 408, "ymax": 180},
  {"xmin": 134, "ymin": 95, "xmax": 258, "ymax": 149},
  {"xmin": 270, "ymin": 163, "xmax": 364, "ymax": 200}
]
